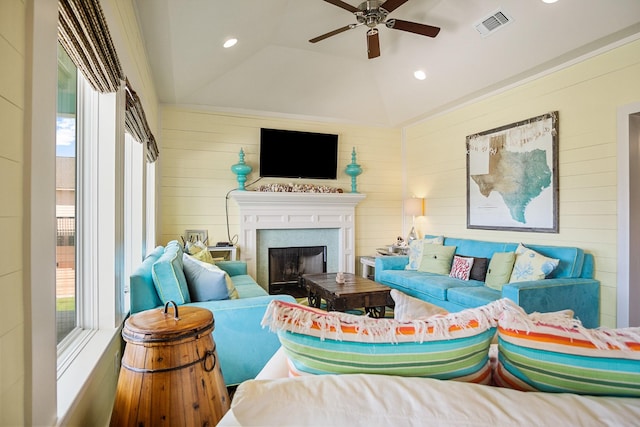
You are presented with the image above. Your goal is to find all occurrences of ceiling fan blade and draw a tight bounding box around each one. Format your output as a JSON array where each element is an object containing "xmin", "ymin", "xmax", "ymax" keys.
[
  {"xmin": 380, "ymin": 0, "xmax": 409, "ymax": 13},
  {"xmin": 367, "ymin": 29, "xmax": 380, "ymax": 59},
  {"xmin": 386, "ymin": 19, "xmax": 440, "ymax": 37},
  {"xmin": 309, "ymin": 25, "xmax": 353, "ymax": 43},
  {"xmin": 322, "ymin": 0, "xmax": 358, "ymax": 13}
]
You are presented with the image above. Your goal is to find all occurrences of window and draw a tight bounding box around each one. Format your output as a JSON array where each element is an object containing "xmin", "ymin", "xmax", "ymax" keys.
[{"xmin": 56, "ymin": 43, "xmax": 78, "ymax": 345}]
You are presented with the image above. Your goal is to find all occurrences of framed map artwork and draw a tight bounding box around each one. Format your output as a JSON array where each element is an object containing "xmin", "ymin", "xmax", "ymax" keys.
[{"xmin": 466, "ymin": 111, "xmax": 559, "ymax": 233}]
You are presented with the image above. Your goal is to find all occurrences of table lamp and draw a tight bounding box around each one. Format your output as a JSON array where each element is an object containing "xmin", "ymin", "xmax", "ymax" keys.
[{"xmin": 404, "ymin": 197, "xmax": 424, "ymax": 243}]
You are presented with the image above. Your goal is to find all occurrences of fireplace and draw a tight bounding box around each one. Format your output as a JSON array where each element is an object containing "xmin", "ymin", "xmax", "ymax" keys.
[
  {"xmin": 268, "ymin": 246, "xmax": 327, "ymax": 297},
  {"xmin": 230, "ymin": 191, "xmax": 366, "ymax": 286}
]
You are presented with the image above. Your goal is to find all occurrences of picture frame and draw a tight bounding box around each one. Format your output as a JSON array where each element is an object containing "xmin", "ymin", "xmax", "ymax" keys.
[
  {"xmin": 184, "ymin": 229, "xmax": 208, "ymax": 244},
  {"xmin": 466, "ymin": 111, "xmax": 559, "ymax": 233}
]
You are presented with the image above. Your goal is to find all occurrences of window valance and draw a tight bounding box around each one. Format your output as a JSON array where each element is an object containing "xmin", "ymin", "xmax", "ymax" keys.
[
  {"xmin": 58, "ymin": 0, "xmax": 123, "ymax": 93},
  {"xmin": 125, "ymin": 81, "xmax": 159, "ymax": 162}
]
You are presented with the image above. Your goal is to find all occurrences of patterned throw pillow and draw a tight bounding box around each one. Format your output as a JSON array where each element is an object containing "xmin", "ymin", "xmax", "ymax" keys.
[
  {"xmin": 449, "ymin": 255, "xmax": 474, "ymax": 280},
  {"xmin": 390, "ymin": 289, "xmax": 448, "ymax": 321},
  {"xmin": 262, "ymin": 298, "xmax": 515, "ymax": 383},
  {"xmin": 405, "ymin": 236, "xmax": 444, "ymax": 270},
  {"xmin": 417, "ymin": 244, "xmax": 456, "ymax": 275},
  {"xmin": 457, "ymin": 255, "xmax": 489, "ymax": 281},
  {"xmin": 509, "ymin": 243, "xmax": 560, "ymax": 283},
  {"xmin": 494, "ymin": 307, "xmax": 640, "ymax": 397}
]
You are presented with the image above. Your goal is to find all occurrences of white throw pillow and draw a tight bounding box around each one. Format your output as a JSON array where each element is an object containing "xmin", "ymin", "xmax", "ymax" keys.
[
  {"xmin": 390, "ymin": 289, "xmax": 448, "ymax": 321},
  {"xmin": 182, "ymin": 253, "xmax": 230, "ymax": 301}
]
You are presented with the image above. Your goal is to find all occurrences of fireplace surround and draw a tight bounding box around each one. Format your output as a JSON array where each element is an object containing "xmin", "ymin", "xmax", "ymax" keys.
[{"xmin": 230, "ymin": 191, "xmax": 366, "ymax": 289}]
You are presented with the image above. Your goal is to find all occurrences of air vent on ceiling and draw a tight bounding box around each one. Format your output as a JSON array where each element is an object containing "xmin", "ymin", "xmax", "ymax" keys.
[{"xmin": 474, "ymin": 8, "xmax": 513, "ymax": 37}]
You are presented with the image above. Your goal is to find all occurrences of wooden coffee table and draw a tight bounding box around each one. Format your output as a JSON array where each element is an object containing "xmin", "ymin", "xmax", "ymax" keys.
[{"xmin": 301, "ymin": 272, "xmax": 393, "ymax": 318}]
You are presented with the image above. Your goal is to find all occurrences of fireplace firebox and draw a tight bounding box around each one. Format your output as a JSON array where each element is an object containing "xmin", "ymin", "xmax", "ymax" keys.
[{"xmin": 268, "ymin": 246, "xmax": 327, "ymax": 297}]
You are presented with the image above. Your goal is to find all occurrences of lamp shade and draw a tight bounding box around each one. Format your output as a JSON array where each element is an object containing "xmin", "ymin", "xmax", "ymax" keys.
[{"xmin": 404, "ymin": 198, "xmax": 424, "ymax": 217}]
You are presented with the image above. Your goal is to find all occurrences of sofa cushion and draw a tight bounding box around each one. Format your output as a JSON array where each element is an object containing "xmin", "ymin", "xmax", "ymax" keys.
[
  {"xmin": 405, "ymin": 236, "xmax": 444, "ymax": 270},
  {"xmin": 262, "ymin": 299, "xmax": 513, "ymax": 383},
  {"xmin": 182, "ymin": 254, "xmax": 230, "ymax": 301},
  {"xmin": 485, "ymin": 252, "xmax": 516, "ymax": 291},
  {"xmin": 379, "ymin": 270, "xmax": 484, "ymax": 302},
  {"xmin": 449, "ymin": 255, "xmax": 474, "ymax": 280},
  {"xmin": 129, "ymin": 245, "xmax": 165, "ymax": 314},
  {"xmin": 418, "ymin": 245, "xmax": 456, "ymax": 275},
  {"xmin": 151, "ymin": 241, "xmax": 191, "ymax": 304},
  {"xmin": 390, "ymin": 289, "xmax": 448, "ymax": 321},
  {"xmin": 495, "ymin": 307, "xmax": 640, "ymax": 397},
  {"xmin": 509, "ymin": 243, "xmax": 560, "ymax": 283},
  {"xmin": 447, "ymin": 286, "xmax": 502, "ymax": 308}
]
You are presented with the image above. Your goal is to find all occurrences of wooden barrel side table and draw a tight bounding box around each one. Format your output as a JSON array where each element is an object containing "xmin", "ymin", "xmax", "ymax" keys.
[{"xmin": 110, "ymin": 302, "xmax": 230, "ymax": 426}]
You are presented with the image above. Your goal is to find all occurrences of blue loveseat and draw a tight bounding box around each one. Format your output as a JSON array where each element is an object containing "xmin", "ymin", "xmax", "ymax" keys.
[
  {"xmin": 129, "ymin": 243, "xmax": 295, "ymax": 386},
  {"xmin": 375, "ymin": 236, "xmax": 600, "ymax": 327}
]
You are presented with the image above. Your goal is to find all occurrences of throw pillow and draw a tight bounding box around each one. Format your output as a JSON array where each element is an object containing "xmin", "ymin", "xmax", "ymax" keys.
[
  {"xmin": 190, "ymin": 248, "xmax": 216, "ymax": 264},
  {"xmin": 390, "ymin": 289, "xmax": 448, "ymax": 321},
  {"xmin": 405, "ymin": 236, "xmax": 444, "ymax": 270},
  {"xmin": 225, "ymin": 273, "xmax": 239, "ymax": 299},
  {"xmin": 151, "ymin": 241, "xmax": 191, "ymax": 305},
  {"xmin": 509, "ymin": 243, "xmax": 560, "ymax": 283},
  {"xmin": 494, "ymin": 306, "xmax": 640, "ymax": 397},
  {"xmin": 262, "ymin": 298, "xmax": 515, "ymax": 383},
  {"xmin": 182, "ymin": 254, "xmax": 230, "ymax": 302},
  {"xmin": 485, "ymin": 252, "xmax": 516, "ymax": 290},
  {"xmin": 457, "ymin": 255, "xmax": 489, "ymax": 282},
  {"xmin": 417, "ymin": 245, "xmax": 456, "ymax": 275},
  {"xmin": 449, "ymin": 255, "xmax": 474, "ymax": 280}
]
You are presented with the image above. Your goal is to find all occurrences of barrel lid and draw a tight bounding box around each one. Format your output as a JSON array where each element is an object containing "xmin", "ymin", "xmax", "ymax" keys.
[{"xmin": 124, "ymin": 303, "xmax": 214, "ymax": 342}]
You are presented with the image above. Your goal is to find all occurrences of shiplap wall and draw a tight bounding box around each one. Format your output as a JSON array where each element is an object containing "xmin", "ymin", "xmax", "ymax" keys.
[
  {"xmin": 0, "ymin": 0, "xmax": 25, "ymax": 425},
  {"xmin": 159, "ymin": 106, "xmax": 402, "ymax": 259},
  {"xmin": 404, "ymin": 38, "xmax": 640, "ymax": 328}
]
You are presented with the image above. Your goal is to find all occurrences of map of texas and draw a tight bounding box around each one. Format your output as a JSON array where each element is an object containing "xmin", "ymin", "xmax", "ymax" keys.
[{"xmin": 471, "ymin": 147, "xmax": 551, "ymax": 223}]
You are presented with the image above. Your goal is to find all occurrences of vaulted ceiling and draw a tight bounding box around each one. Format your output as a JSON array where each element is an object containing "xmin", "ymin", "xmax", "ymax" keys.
[{"xmin": 134, "ymin": 0, "xmax": 640, "ymax": 127}]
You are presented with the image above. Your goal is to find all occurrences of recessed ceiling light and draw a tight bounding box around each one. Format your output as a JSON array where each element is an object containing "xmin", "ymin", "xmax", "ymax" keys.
[
  {"xmin": 542, "ymin": 0, "xmax": 558, "ymax": 3},
  {"xmin": 223, "ymin": 38, "xmax": 238, "ymax": 48},
  {"xmin": 414, "ymin": 70, "xmax": 427, "ymax": 80}
]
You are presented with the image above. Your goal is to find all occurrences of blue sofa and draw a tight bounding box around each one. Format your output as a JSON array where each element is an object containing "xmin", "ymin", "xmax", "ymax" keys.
[
  {"xmin": 129, "ymin": 244, "xmax": 295, "ymax": 386},
  {"xmin": 375, "ymin": 236, "xmax": 600, "ymax": 328}
]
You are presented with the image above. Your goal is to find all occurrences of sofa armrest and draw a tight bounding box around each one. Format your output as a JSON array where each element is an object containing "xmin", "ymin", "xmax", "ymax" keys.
[
  {"xmin": 502, "ymin": 278, "xmax": 600, "ymax": 328},
  {"xmin": 374, "ymin": 256, "xmax": 408, "ymax": 278},
  {"xmin": 190, "ymin": 294, "xmax": 296, "ymax": 385},
  {"xmin": 215, "ymin": 260, "xmax": 248, "ymax": 277}
]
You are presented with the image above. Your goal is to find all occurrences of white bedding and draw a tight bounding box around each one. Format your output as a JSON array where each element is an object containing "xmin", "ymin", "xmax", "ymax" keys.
[{"xmin": 218, "ymin": 348, "xmax": 640, "ymax": 427}]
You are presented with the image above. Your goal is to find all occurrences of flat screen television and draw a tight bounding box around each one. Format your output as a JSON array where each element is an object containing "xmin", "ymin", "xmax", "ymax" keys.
[{"xmin": 259, "ymin": 128, "xmax": 339, "ymax": 179}]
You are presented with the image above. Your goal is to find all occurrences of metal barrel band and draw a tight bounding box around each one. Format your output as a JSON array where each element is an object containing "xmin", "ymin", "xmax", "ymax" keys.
[{"xmin": 122, "ymin": 343, "xmax": 217, "ymax": 374}]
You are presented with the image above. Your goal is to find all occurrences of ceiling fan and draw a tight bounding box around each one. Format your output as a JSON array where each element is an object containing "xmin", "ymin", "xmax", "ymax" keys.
[{"xmin": 309, "ymin": 0, "xmax": 441, "ymax": 59}]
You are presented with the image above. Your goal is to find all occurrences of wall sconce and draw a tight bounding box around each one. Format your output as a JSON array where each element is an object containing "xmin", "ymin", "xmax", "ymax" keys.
[{"xmin": 404, "ymin": 198, "xmax": 424, "ymax": 243}]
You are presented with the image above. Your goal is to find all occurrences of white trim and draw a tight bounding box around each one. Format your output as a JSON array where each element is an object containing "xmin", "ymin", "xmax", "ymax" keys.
[
  {"xmin": 617, "ymin": 102, "xmax": 640, "ymax": 328},
  {"xmin": 25, "ymin": 0, "xmax": 59, "ymax": 424},
  {"xmin": 230, "ymin": 191, "xmax": 365, "ymax": 278}
]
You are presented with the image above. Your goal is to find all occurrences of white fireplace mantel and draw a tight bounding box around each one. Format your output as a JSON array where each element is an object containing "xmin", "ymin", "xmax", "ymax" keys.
[{"xmin": 230, "ymin": 191, "xmax": 366, "ymax": 280}]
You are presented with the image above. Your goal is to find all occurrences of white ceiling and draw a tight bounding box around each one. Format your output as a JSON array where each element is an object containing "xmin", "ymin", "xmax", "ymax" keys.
[{"xmin": 133, "ymin": 0, "xmax": 640, "ymax": 127}]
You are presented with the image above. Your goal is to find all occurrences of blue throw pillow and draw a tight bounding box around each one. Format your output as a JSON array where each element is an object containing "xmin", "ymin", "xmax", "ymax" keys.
[
  {"xmin": 151, "ymin": 241, "xmax": 191, "ymax": 304},
  {"xmin": 182, "ymin": 254, "xmax": 230, "ymax": 302}
]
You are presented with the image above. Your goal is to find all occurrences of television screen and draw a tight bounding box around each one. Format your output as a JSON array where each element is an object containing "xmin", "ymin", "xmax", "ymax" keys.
[{"xmin": 259, "ymin": 128, "xmax": 338, "ymax": 179}]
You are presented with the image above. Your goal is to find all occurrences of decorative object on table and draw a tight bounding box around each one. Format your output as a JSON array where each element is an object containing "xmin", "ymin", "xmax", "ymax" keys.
[
  {"xmin": 344, "ymin": 147, "xmax": 362, "ymax": 193},
  {"xmin": 230, "ymin": 147, "xmax": 252, "ymax": 190},
  {"xmin": 336, "ymin": 272, "xmax": 345, "ymax": 283},
  {"xmin": 110, "ymin": 302, "xmax": 230, "ymax": 426},
  {"xmin": 404, "ymin": 197, "xmax": 424, "ymax": 243},
  {"xmin": 466, "ymin": 111, "xmax": 559, "ymax": 233}
]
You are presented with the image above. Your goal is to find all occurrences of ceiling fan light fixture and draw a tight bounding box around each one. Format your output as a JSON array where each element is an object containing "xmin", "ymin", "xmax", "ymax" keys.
[
  {"xmin": 223, "ymin": 38, "xmax": 238, "ymax": 48},
  {"xmin": 414, "ymin": 70, "xmax": 427, "ymax": 80}
]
